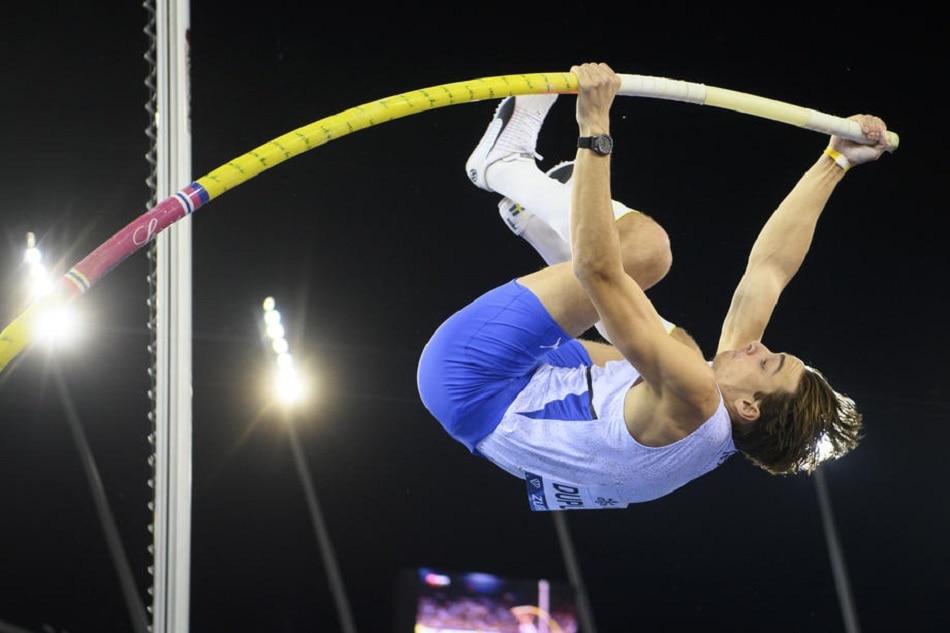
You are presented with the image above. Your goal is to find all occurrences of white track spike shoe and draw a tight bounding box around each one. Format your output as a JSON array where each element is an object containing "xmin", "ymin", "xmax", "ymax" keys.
[{"xmin": 465, "ymin": 93, "xmax": 558, "ymax": 192}]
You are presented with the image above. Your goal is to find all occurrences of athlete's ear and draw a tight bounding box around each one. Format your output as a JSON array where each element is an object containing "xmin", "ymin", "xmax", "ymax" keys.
[{"xmin": 734, "ymin": 397, "xmax": 760, "ymax": 424}]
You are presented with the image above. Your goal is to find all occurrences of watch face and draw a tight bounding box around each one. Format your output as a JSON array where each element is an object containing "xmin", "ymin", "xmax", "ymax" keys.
[
  {"xmin": 578, "ymin": 135, "xmax": 613, "ymax": 155},
  {"xmin": 594, "ymin": 135, "xmax": 613, "ymax": 154}
]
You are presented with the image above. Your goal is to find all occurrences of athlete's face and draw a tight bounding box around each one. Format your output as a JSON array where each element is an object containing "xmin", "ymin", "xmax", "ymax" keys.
[{"xmin": 712, "ymin": 341, "xmax": 805, "ymax": 397}]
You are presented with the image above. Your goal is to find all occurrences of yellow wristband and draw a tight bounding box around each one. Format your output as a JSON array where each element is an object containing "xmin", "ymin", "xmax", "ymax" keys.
[{"xmin": 823, "ymin": 147, "xmax": 851, "ymax": 172}]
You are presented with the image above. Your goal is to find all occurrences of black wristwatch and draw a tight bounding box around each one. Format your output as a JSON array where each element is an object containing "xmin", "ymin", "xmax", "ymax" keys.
[{"xmin": 577, "ymin": 134, "xmax": 613, "ymax": 155}]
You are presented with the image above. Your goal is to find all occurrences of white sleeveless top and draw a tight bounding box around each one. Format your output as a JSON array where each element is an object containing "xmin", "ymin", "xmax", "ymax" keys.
[{"xmin": 476, "ymin": 359, "xmax": 736, "ymax": 511}]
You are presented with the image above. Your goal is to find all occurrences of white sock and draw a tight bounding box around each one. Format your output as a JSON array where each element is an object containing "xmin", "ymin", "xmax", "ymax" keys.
[
  {"xmin": 486, "ymin": 156, "xmax": 573, "ymax": 245},
  {"xmin": 498, "ymin": 198, "xmax": 572, "ymax": 266},
  {"xmin": 521, "ymin": 216, "xmax": 572, "ymax": 266}
]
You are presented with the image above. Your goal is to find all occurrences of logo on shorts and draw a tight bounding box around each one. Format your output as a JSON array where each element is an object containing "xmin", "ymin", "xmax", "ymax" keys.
[{"xmin": 539, "ymin": 337, "xmax": 561, "ymax": 350}]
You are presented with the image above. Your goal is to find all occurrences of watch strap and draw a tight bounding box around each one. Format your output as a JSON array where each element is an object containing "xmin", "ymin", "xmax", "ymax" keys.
[{"xmin": 577, "ymin": 134, "xmax": 613, "ymax": 155}]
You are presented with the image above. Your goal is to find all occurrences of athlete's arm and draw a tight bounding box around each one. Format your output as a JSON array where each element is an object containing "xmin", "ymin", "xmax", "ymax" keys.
[
  {"xmin": 570, "ymin": 63, "xmax": 720, "ymax": 432},
  {"xmin": 717, "ymin": 114, "xmax": 889, "ymax": 353}
]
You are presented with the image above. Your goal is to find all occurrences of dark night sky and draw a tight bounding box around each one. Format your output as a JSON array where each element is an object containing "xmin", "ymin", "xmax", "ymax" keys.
[{"xmin": 0, "ymin": 3, "xmax": 946, "ymax": 632}]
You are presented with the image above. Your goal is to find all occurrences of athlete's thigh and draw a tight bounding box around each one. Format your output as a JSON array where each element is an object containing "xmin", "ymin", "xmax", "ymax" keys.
[{"xmin": 516, "ymin": 261, "xmax": 599, "ymax": 339}]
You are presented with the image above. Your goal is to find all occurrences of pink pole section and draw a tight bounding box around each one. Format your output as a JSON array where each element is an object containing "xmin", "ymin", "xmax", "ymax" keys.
[{"xmin": 59, "ymin": 184, "xmax": 209, "ymax": 298}]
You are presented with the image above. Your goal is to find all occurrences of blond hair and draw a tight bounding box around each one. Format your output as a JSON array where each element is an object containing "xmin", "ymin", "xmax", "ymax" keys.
[{"xmin": 732, "ymin": 366, "xmax": 864, "ymax": 475}]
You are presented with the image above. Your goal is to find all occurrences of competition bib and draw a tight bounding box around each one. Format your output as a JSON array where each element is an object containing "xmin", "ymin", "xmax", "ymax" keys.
[{"xmin": 524, "ymin": 471, "xmax": 625, "ymax": 511}]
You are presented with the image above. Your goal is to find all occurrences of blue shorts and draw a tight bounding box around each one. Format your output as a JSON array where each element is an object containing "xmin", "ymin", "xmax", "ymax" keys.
[{"xmin": 417, "ymin": 280, "xmax": 591, "ymax": 454}]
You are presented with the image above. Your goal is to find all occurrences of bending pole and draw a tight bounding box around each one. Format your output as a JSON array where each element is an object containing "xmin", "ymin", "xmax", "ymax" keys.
[
  {"xmin": 617, "ymin": 75, "xmax": 899, "ymax": 146},
  {"xmin": 0, "ymin": 71, "xmax": 900, "ymax": 376}
]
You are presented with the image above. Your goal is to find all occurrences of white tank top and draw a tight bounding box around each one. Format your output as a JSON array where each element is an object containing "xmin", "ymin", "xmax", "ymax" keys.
[{"xmin": 476, "ymin": 359, "xmax": 736, "ymax": 511}]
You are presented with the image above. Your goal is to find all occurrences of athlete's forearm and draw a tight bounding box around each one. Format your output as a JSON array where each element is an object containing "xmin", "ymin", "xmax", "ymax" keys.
[
  {"xmin": 746, "ymin": 153, "xmax": 845, "ymax": 287},
  {"xmin": 571, "ymin": 148, "xmax": 620, "ymax": 281}
]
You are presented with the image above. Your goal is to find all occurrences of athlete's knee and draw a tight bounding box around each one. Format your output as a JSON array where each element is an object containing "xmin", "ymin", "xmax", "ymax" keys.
[{"xmin": 616, "ymin": 212, "xmax": 672, "ymax": 289}]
